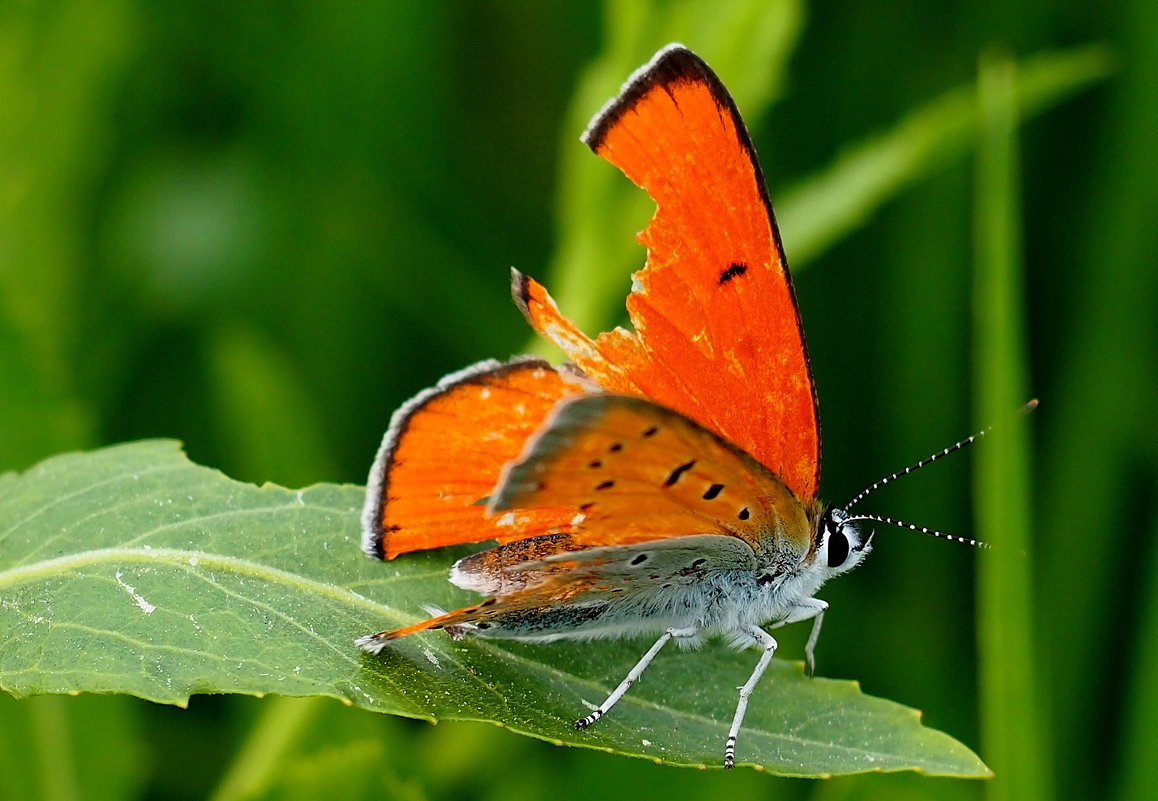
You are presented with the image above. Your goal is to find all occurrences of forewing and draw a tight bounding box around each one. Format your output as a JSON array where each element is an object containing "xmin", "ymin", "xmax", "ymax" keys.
[
  {"xmin": 489, "ymin": 394, "xmax": 811, "ymax": 556},
  {"xmin": 362, "ymin": 358, "xmax": 585, "ymax": 559},
  {"xmin": 515, "ymin": 45, "xmax": 820, "ymax": 501}
]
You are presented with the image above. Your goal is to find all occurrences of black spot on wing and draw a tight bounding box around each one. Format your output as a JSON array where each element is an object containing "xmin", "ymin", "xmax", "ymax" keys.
[
  {"xmin": 718, "ymin": 262, "xmax": 747, "ymax": 284},
  {"xmin": 702, "ymin": 483, "xmax": 725, "ymax": 500},
  {"xmin": 664, "ymin": 460, "xmax": 697, "ymax": 487}
]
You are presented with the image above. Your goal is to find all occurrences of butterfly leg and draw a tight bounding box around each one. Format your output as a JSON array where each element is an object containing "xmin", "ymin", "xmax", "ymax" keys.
[
  {"xmin": 724, "ymin": 626, "xmax": 778, "ymax": 769},
  {"xmin": 770, "ymin": 597, "xmax": 828, "ymax": 677},
  {"xmin": 575, "ymin": 626, "xmax": 698, "ymax": 730},
  {"xmin": 803, "ymin": 608, "xmax": 825, "ymax": 678}
]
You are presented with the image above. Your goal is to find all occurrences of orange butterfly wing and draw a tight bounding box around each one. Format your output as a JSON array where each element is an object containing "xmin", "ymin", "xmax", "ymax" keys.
[
  {"xmin": 489, "ymin": 394, "xmax": 814, "ymax": 558},
  {"xmin": 363, "ymin": 393, "xmax": 817, "ymax": 646},
  {"xmin": 362, "ymin": 358, "xmax": 586, "ymax": 559},
  {"xmin": 517, "ymin": 45, "xmax": 819, "ymax": 501}
]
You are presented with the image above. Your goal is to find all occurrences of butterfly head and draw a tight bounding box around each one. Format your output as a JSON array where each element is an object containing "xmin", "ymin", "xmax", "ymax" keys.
[
  {"xmin": 815, "ymin": 506, "xmax": 872, "ymax": 576},
  {"xmin": 814, "ymin": 415, "xmax": 1025, "ymax": 557}
]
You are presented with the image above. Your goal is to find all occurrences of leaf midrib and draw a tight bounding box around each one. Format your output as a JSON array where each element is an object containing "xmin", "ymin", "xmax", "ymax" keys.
[{"xmin": 0, "ymin": 546, "xmax": 380, "ymax": 612}]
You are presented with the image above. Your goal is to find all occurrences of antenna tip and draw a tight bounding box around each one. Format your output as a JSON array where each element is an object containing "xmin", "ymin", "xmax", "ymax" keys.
[{"xmin": 1022, "ymin": 399, "xmax": 1040, "ymax": 414}]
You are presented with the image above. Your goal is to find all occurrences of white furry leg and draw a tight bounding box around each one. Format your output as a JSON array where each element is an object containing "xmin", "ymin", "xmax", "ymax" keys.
[
  {"xmin": 803, "ymin": 608, "xmax": 824, "ymax": 677},
  {"xmin": 724, "ymin": 627, "xmax": 778, "ymax": 769},
  {"xmin": 770, "ymin": 597, "xmax": 828, "ymax": 677},
  {"xmin": 574, "ymin": 626, "xmax": 697, "ymax": 730}
]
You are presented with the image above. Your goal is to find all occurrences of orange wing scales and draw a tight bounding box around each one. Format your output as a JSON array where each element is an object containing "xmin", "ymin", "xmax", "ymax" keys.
[
  {"xmin": 362, "ymin": 358, "xmax": 586, "ymax": 559},
  {"xmin": 521, "ymin": 46, "xmax": 819, "ymax": 501},
  {"xmin": 489, "ymin": 394, "xmax": 813, "ymax": 558}
]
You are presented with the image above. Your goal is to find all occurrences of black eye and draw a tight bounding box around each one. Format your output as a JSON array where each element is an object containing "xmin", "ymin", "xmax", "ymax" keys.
[{"xmin": 827, "ymin": 528, "xmax": 850, "ymax": 568}]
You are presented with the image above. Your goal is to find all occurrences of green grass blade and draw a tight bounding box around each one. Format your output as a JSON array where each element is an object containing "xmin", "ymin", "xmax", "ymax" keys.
[
  {"xmin": 1035, "ymin": 3, "xmax": 1158, "ymax": 796},
  {"xmin": 29, "ymin": 696, "xmax": 80, "ymax": 801},
  {"xmin": 263, "ymin": 739, "xmax": 397, "ymax": 801},
  {"xmin": 0, "ymin": 694, "xmax": 143, "ymax": 801},
  {"xmin": 778, "ymin": 43, "xmax": 1114, "ymax": 266},
  {"xmin": 541, "ymin": 36, "xmax": 1110, "ymax": 361},
  {"xmin": 972, "ymin": 50, "xmax": 1051, "ymax": 801},
  {"xmin": 1113, "ymin": 491, "xmax": 1158, "ymax": 801},
  {"xmin": 0, "ymin": 314, "xmax": 90, "ymax": 472},
  {"xmin": 0, "ymin": 0, "xmax": 133, "ymax": 373},
  {"xmin": 207, "ymin": 325, "xmax": 341, "ymax": 488},
  {"xmin": 209, "ymin": 697, "xmax": 421, "ymax": 801},
  {"xmin": 210, "ymin": 697, "xmax": 327, "ymax": 801}
]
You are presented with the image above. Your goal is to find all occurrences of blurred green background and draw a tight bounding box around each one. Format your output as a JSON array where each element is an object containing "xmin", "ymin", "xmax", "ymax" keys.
[{"xmin": 1, "ymin": 1, "xmax": 1154, "ymax": 799}]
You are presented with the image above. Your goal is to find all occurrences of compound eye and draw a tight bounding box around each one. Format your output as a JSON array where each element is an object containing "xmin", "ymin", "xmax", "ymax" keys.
[{"xmin": 827, "ymin": 527, "xmax": 850, "ymax": 568}]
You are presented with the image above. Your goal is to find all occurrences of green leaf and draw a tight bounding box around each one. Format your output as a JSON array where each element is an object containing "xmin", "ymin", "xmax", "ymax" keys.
[{"xmin": 0, "ymin": 441, "xmax": 990, "ymax": 777}]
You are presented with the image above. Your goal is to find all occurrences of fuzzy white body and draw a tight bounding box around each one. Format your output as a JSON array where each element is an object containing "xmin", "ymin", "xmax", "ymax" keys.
[{"xmin": 447, "ymin": 525, "xmax": 869, "ymax": 652}]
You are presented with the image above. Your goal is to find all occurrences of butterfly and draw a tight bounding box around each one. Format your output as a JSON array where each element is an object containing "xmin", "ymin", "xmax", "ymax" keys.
[{"xmin": 357, "ymin": 44, "xmax": 982, "ymax": 769}]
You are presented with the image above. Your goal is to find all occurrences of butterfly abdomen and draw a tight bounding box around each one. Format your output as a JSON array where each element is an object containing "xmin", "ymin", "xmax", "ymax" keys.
[{"xmin": 450, "ymin": 532, "xmax": 586, "ymax": 595}]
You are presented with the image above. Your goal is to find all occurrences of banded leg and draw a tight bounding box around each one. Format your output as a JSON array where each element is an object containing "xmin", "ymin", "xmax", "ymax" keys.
[
  {"xmin": 724, "ymin": 627, "xmax": 778, "ymax": 769},
  {"xmin": 575, "ymin": 626, "xmax": 697, "ymax": 729}
]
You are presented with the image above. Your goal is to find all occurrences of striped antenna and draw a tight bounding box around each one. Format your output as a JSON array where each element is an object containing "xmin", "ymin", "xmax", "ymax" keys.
[
  {"xmin": 842, "ymin": 513, "xmax": 990, "ymax": 550},
  {"xmin": 844, "ymin": 399, "xmax": 1038, "ymax": 512},
  {"xmin": 842, "ymin": 431, "xmax": 985, "ymax": 512},
  {"xmin": 839, "ymin": 400, "xmax": 1038, "ymax": 550}
]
